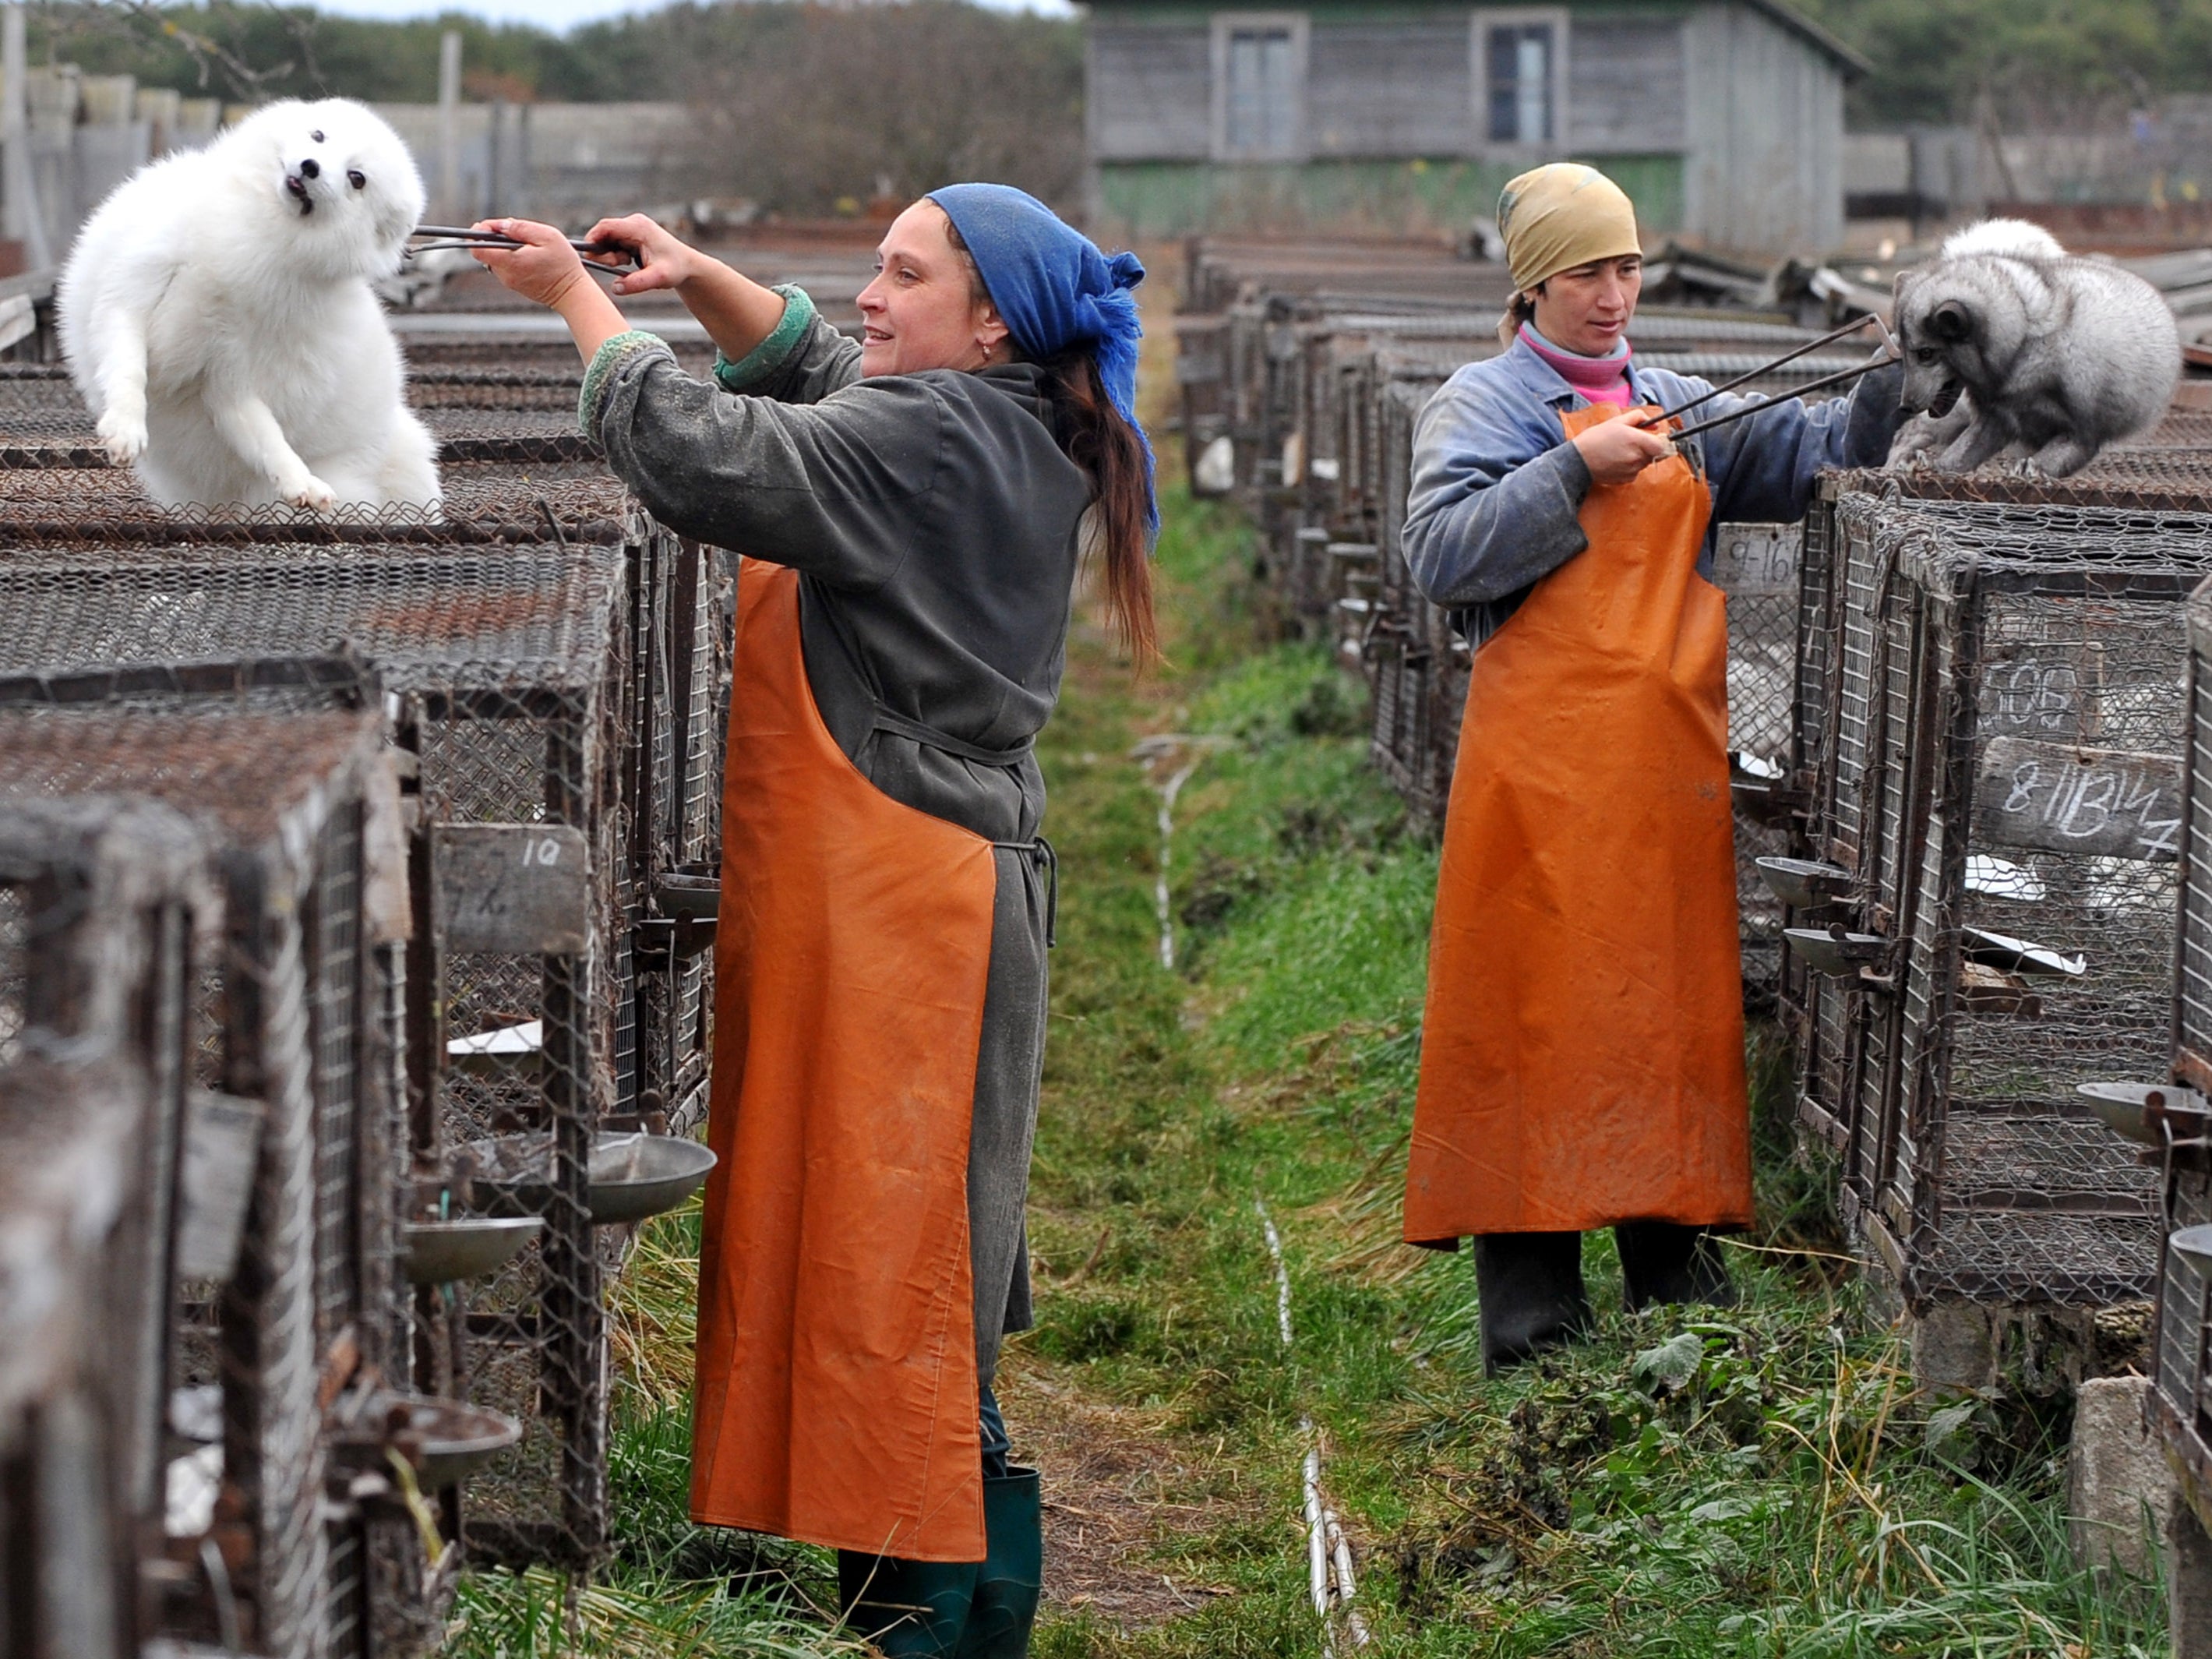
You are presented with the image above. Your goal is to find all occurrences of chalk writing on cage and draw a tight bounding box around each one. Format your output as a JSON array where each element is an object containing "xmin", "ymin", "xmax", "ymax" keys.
[
  {"xmin": 1972, "ymin": 736, "xmax": 2182, "ymax": 861},
  {"xmin": 1984, "ymin": 658, "xmax": 2086, "ymax": 736}
]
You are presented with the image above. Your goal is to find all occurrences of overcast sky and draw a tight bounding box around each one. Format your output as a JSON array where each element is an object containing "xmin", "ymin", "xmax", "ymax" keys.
[{"xmin": 312, "ymin": 0, "xmax": 1074, "ymax": 30}]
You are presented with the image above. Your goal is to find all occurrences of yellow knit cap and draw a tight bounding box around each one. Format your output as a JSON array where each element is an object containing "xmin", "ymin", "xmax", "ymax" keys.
[{"xmin": 1498, "ymin": 164, "xmax": 1642, "ymax": 293}]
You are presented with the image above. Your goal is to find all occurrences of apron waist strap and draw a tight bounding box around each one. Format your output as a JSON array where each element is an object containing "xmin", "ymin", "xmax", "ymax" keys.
[
  {"xmin": 872, "ymin": 705, "xmax": 1036, "ymax": 768},
  {"xmin": 990, "ymin": 836, "xmax": 1057, "ymax": 949}
]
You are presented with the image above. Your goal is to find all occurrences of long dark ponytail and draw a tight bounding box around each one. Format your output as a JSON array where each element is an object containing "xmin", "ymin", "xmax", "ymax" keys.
[
  {"xmin": 944, "ymin": 217, "xmax": 1158, "ymax": 663},
  {"xmin": 1034, "ymin": 347, "xmax": 1158, "ymax": 664}
]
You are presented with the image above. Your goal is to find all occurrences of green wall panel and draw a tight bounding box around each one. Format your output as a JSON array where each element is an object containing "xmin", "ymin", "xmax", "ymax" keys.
[{"xmin": 1095, "ymin": 154, "xmax": 1685, "ymax": 242}]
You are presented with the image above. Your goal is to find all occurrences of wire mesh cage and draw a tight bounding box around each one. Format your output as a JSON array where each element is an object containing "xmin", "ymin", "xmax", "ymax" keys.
[
  {"xmin": 2149, "ymin": 578, "xmax": 2212, "ymax": 1544},
  {"xmin": 1714, "ymin": 523, "xmax": 1806, "ymax": 1005},
  {"xmin": 1801, "ymin": 494, "xmax": 2212, "ymax": 1314},
  {"xmin": 0, "ymin": 659, "xmax": 429, "ymax": 1657},
  {"xmin": 0, "ymin": 373, "xmax": 600, "ymax": 469},
  {"xmin": 0, "ymin": 796, "xmax": 210, "ymax": 1659},
  {"xmin": 0, "ymin": 533, "xmax": 641, "ymax": 1576}
]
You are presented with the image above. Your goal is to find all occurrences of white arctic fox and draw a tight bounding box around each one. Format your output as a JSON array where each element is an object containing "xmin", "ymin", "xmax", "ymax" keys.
[{"xmin": 58, "ymin": 97, "xmax": 441, "ymax": 512}]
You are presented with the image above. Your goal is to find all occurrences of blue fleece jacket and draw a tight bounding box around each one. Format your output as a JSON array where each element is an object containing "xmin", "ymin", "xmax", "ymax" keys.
[{"xmin": 1402, "ymin": 333, "xmax": 1905, "ymax": 645}]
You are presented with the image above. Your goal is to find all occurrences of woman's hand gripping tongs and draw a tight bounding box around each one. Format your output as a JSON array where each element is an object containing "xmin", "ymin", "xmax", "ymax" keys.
[
  {"xmin": 407, "ymin": 224, "xmax": 641, "ymax": 274},
  {"xmin": 1633, "ymin": 312, "xmax": 1902, "ymax": 445}
]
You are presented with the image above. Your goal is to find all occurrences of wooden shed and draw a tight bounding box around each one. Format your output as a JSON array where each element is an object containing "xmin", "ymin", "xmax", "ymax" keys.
[{"xmin": 1085, "ymin": 1, "xmax": 1868, "ymax": 255}]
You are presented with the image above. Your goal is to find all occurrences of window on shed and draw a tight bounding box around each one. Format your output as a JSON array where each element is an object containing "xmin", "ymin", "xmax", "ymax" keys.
[
  {"xmin": 1224, "ymin": 25, "xmax": 1298, "ymax": 156},
  {"xmin": 1485, "ymin": 20, "xmax": 1556, "ymax": 143}
]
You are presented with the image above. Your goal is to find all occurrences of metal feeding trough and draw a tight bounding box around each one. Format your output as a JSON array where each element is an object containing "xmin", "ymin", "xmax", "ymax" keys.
[
  {"xmin": 1782, "ymin": 925, "xmax": 1888, "ymax": 977},
  {"xmin": 1960, "ymin": 927, "xmax": 2086, "ymax": 979},
  {"xmin": 464, "ymin": 1130, "xmax": 717, "ymax": 1225},
  {"xmin": 2076, "ymin": 1082, "xmax": 2212, "ymax": 1146},
  {"xmin": 655, "ymin": 870, "xmax": 719, "ymax": 922},
  {"xmin": 1756, "ymin": 856, "xmax": 1850, "ymax": 909},
  {"xmin": 336, "ymin": 1392, "xmax": 525, "ymax": 1492},
  {"xmin": 402, "ymin": 1216, "xmax": 545, "ymax": 1284},
  {"xmin": 1730, "ymin": 750, "xmax": 1794, "ymax": 827}
]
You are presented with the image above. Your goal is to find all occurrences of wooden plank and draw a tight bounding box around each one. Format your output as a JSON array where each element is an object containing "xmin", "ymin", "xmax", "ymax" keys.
[
  {"xmin": 1710, "ymin": 522, "xmax": 1797, "ymax": 596},
  {"xmin": 432, "ymin": 824, "xmax": 591, "ymax": 954},
  {"xmin": 1973, "ymin": 736, "xmax": 2184, "ymax": 862},
  {"xmin": 1570, "ymin": 17, "xmax": 1686, "ymax": 151},
  {"xmin": 1089, "ymin": 22, "xmax": 1212, "ymax": 161},
  {"xmin": 1308, "ymin": 22, "xmax": 1471, "ymax": 157}
]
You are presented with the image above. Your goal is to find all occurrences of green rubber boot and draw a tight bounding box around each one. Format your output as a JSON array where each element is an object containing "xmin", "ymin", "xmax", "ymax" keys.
[
  {"xmin": 838, "ymin": 1548, "xmax": 979, "ymax": 1656},
  {"xmin": 957, "ymin": 1468, "xmax": 1043, "ymax": 1657}
]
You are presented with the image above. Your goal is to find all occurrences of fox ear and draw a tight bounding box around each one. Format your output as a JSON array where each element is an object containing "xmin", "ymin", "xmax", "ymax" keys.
[{"xmin": 1931, "ymin": 299, "xmax": 1973, "ymax": 342}]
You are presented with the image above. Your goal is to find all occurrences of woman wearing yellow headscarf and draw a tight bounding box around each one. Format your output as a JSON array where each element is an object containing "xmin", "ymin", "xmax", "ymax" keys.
[{"xmin": 1399, "ymin": 164, "xmax": 1903, "ymax": 1371}]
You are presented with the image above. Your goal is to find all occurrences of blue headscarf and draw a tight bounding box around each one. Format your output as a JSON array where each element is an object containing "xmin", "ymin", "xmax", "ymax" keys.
[{"xmin": 927, "ymin": 182, "xmax": 1156, "ymax": 538}]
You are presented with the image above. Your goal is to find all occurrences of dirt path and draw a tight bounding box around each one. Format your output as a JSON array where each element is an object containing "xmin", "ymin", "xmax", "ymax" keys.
[{"xmin": 998, "ymin": 1357, "xmax": 1252, "ymax": 1628}]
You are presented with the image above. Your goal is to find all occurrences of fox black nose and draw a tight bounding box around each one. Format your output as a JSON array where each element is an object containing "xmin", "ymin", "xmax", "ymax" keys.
[{"xmin": 298, "ymin": 157, "xmax": 319, "ymax": 178}]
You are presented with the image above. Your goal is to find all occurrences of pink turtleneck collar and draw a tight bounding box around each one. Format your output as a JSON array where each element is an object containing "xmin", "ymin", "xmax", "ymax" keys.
[{"xmin": 1520, "ymin": 322, "xmax": 1634, "ymax": 409}]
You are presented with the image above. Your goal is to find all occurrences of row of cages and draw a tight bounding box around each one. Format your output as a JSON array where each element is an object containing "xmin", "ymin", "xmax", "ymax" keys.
[
  {"xmin": 0, "ymin": 337, "xmax": 730, "ymax": 1657},
  {"xmin": 1173, "ymin": 255, "xmax": 1850, "ymax": 1004}
]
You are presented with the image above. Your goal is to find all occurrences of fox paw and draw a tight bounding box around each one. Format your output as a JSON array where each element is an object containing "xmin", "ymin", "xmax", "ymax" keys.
[
  {"xmin": 95, "ymin": 408, "xmax": 147, "ymax": 465},
  {"xmin": 282, "ymin": 473, "xmax": 337, "ymax": 512}
]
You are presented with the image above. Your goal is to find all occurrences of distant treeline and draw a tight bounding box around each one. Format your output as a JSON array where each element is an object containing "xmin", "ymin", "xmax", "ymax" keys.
[
  {"xmin": 30, "ymin": 0, "xmax": 1085, "ymax": 212},
  {"xmin": 1797, "ymin": 0, "xmax": 2212, "ymax": 127}
]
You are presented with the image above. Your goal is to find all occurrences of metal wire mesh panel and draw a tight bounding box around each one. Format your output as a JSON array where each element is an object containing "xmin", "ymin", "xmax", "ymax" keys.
[
  {"xmin": 1837, "ymin": 497, "xmax": 2212, "ymax": 1311},
  {"xmin": 2147, "ymin": 584, "xmax": 2212, "ymax": 1536},
  {"xmin": 0, "ymin": 688, "xmax": 406, "ymax": 1655},
  {"xmin": 0, "ymin": 799, "xmax": 206, "ymax": 1659},
  {"xmin": 1716, "ymin": 524, "xmax": 1803, "ymax": 1004},
  {"xmin": 2154, "ymin": 1166, "xmax": 2212, "ymax": 1531},
  {"xmin": 0, "ymin": 543, "xmax": 633, "ymax": 1574},
  {"xmin": 2182, "ymin": 595, "xmax": 2212, "ymax": 1082},
  {"xmin": 0, "ymin": 375, "xmax": 600, "ymax": 467},
  {"xmin": 1366, "ymin": 378, "xmax": 1454, "ymax": 824},
  {"xmin": 0, "ymin": 459, "xmax": 630, "ymax": 544}
]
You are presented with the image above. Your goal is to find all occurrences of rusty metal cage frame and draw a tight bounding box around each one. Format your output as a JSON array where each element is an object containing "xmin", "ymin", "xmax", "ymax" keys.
[
  {"xmin": 1808, "ymin": 495, "xmax": 2212, "ymax": 1313},
  {"xmin": 0, "ymin": 521, "xmax": 640, "ymax": 1576},
  {"xmin": 2152, "ymin": 579, "xmax": 2212, "ymax": 1537},
  {"xmin": 0, "ymin": 796, "xmax": 210, "ymax": 1659},
  {"xmin": 0, "ymin": 658, "xmax": 421, "ymax": 1657}
]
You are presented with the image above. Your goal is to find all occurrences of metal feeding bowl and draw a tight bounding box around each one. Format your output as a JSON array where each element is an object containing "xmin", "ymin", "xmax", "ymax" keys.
[
  {"xmin": 464, "ymin": 1130, "xmax": 716, "ymax": 1225},
  {"xmin": 2076, "ymin": 1082, "xmax": 2212, "ymax": 1146},
  {"xmin": 655, "ymin": 870, "xmax": 720, "ymax": 922},
  {"xmin": 1783, "ymin": 926, "xmax": 1888, "ymax": 977},
  {"xmin": 2173, "ymin": 1223, "xmax": 2212, "ymax": 1271},
  {"xmin": 369, "ymin": 1393, "xmax": 523, "ymax": 1491},
  {"xmin": 1961, "ymin": 927, "xmax": 2086, "ymax": 979},
  {"xmin": 1755, "ymin": 856, "xmax": 1850, "ymax": 909},
  {"xmin": 402, "ymin": 1216, "xmax": 543, "ymax": 1283}
]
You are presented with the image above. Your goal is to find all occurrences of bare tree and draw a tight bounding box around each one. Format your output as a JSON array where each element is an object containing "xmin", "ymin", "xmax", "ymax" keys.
[{"xmin": 678, "ymin": 1, "xmax": 1083, "ymax": 216}]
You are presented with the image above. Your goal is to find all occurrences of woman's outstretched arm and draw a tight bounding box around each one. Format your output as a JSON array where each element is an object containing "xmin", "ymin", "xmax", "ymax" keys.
[
  {"xmin": 582, "ymin": 214, "xmax": 790, "ymax": 363},
  {"xmin": 467, "ymin": 218, "xmax": 633, "ymax": 364}
]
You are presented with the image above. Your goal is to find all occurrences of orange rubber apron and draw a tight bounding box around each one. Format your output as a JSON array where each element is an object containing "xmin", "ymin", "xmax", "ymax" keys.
[
  {"xmin": 690, "ymin": 559, "xmax": 994, "ymax": 1562},
  {"xmin": 1403, "ymin": 404, "xmax": 1752, "ymax": 1244}
]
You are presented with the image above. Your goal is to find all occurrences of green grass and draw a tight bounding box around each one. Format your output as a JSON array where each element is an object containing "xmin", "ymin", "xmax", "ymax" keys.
[{"xmin": 443, "ymin": 471, "xmax": 2168, "ymax": 1656}]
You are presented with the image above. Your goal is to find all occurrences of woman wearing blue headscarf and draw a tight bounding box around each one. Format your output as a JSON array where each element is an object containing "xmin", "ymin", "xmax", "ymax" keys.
[{"xmin": 476, "ymin": 190, "xmax": 1154, "ymax": 1657}]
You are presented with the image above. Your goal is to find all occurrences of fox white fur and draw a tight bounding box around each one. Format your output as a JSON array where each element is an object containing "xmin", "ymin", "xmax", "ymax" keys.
[
  {"xmin": 1889, "ymin": 217, "xmax": 2179, "ymax": 478},
  {"xmin": 58, "ymin": 97, "xmax": 439, "ymax": 512}
]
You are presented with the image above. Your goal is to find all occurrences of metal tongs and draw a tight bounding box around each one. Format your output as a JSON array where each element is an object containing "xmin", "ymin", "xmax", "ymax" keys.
[
  {"xmin": 407, "ymin": 224, "xmax": 639, "ymax": 272},
  {"xmin": 1633, "ymin": 312, "xmax": 1900, "ymax": 443}
]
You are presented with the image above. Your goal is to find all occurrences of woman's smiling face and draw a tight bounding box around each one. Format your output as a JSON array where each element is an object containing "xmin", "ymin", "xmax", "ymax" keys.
[{"xmin": 856, "ymin": 201, "xmax": 1008, "ymax": 377}]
